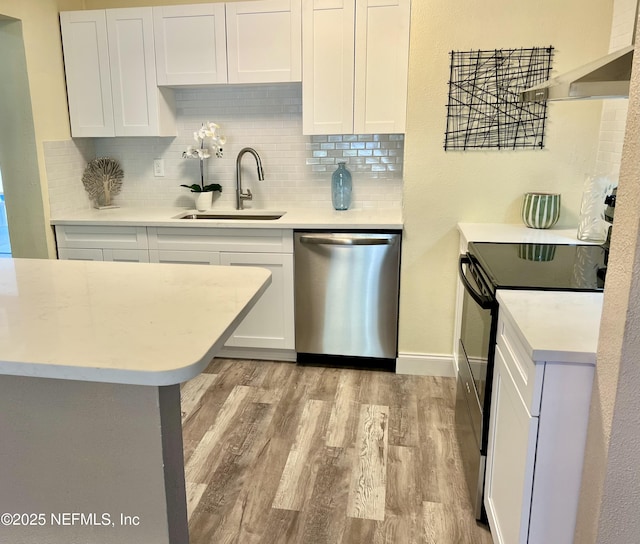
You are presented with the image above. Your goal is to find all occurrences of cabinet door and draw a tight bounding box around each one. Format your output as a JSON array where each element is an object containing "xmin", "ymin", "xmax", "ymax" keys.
[
  {"xmin": 220, "ymin": 252, "xmax": 294, "ymax": 350},
  {"xmin": 226, "ymin": 0, "xmax": 301, "ymax": 83},
  {"xmin": 58, "ymin": 248, "xmax": 104, "ymax": 261},
  {"xmin": 485, "ymin": 344, "xmax": 538, "ymax": 544},
  {"xmin": 60, "ymin": 11, "xmax": 115, "ymax": 137},
  {"xmin": 154, "ymin": 4, "xmax": 228, "ymax": 85},
  {"xmin": 55, "ymin": 225, "xmax": 148, "ymax": 251},
  {"xmin": 302, "ymin": 0, "xmax": 355, "ymax": 135},
  {"xmin": 354, "ymin": 0, "xmax": 410, "ymax": 133},
  {"xmin": 107, "ymin": 8, "xmax": 173, "ymax": 137},
  {"xmin": 149, "ymin": 250, "xmax": 221, "ymax": 265}
]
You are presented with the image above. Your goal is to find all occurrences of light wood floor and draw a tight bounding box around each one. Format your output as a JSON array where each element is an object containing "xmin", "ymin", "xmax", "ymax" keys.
[{"xmin": 181, "ymin": 358, "xmax": 493, "ymax": 544}]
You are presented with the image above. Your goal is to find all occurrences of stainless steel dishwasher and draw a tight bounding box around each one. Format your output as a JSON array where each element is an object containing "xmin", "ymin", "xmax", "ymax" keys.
[{"xmin": 294, "ymin": 231, "xmax": 401, "ymax": 368}]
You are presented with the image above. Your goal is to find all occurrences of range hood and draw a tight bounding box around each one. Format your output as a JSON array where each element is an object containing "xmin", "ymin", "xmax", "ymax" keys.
[{"xmin": 520, "ymin": 44, "xmax": 634, "ymax": 102}]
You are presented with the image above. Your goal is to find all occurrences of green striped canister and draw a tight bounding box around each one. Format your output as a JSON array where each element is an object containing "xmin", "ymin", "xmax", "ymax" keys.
[{"xmin": 521, "ymin": 192, "xmax": 561, "ymax": 229}]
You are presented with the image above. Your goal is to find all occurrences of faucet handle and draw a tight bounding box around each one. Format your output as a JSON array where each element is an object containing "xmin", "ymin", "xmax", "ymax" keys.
[{"xmin": 241, "ymin": 188, "xmax": 253, "ymax": 201}]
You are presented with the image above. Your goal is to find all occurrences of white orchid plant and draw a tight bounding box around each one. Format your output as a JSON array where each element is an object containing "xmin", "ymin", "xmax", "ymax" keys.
[{"xmin": 181, "ymin": 122, "xmax": 226, "ymax": 193}]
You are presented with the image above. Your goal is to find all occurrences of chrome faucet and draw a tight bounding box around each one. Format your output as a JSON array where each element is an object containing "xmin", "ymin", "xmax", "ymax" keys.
[{"xmin": 235, "ymin": 147, "xmax": 264, "ymax": 210}]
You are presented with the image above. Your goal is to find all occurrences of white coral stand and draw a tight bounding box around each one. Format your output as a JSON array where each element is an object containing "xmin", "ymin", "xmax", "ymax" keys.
[{"xmin": 0, "ymin": 258, "xmax": 270, "ymax": 544}]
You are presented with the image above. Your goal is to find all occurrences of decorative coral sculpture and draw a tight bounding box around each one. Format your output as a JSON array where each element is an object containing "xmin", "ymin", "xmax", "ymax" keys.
[{"xmin": 82, "ymin": 157, "xmax": 124, "ymax": 208}]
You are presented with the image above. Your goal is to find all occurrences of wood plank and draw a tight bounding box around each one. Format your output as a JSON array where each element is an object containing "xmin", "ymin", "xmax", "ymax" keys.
[
  {"xmin": 308, "ymin": 366, "xmax": 342, "ymax": 401},
  {"xmin": 185, "ymin": 385, "xmax": 255, "ymax": 484},
  {"xmin": 213, "ymin": 437, "xmax": 293, "ymax": 544},
  {"xmin": 341, "ymin": 518, "xmax": 379, "ymax": 543},
  {"xmin": 387, "ymin": 374, "xmax": 421, "ymax": 448},
  {"xmin": 188, "ymin": 400, "xmax": 275, "ymax": 542},
  {"xmin": 347, "ymin": 404, "xmax": 389, "ymax": 521},
  {"xmin": 384, "ymin": 445, "xmax": 421, "ymax": 541},
  {"xmin": 326, "ymin": 369, "xmax": 361, "ymax": 448},
  {"xmin": 185, "ymin": 482, "xmax": 207, "ymax": 521},
  {"xmin": 296, "ymin": 446, "xmax": 352, "ymax": 543},
  {"xmin": 422, "ymin": 500, "xmax": 493, "ymax": 544},
  {"xmin": 181, "ymin": 373, "xmax": 217, "ymax": 424},
  {"xmin": 272, "ymin": 399, "xmax": 329, "ymax": 511},
  {"xmin": 268, "ymin": 365, "xmax": 323, "ymax": 439}
]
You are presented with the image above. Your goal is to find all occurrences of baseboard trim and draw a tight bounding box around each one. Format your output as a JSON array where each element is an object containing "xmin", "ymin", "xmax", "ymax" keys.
[
  {"xmin": 218, "ymin": 346, "xmax": 297, "ymax": 362},
  {"xmin": 396, "ymin": 352, "xmax": 456, "ymax": 377},
  {"xmin": 217, "ymin": 348, "xmax": 456, "ymax": 376}
]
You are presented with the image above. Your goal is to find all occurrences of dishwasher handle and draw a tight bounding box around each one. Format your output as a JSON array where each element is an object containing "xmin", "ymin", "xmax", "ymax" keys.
[{"xmin": 299, "ymin": 234, "xmax": 395, "ymax": 246}]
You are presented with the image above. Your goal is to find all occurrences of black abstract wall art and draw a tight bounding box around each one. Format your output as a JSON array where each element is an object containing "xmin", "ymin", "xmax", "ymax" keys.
[{"xmin": 444, "ymin": 47, "xmax": 554, "ymax": 151}]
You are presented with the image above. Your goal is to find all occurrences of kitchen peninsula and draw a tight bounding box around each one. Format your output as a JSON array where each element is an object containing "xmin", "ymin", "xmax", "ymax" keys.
[{"xmin": 0, "ymin": 258, "xmax": 271, "ymax": 544}]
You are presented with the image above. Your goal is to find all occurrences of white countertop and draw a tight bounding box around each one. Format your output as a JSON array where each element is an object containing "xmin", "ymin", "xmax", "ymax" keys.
[
  {"xmin": 0, "ymin": 258, "xmax": 271, "ymax": 386},
  {"xmin": 51, "ymin": 207, "xmax": 403, "ymax": 230},
  {"xmin": 458, "ymin": 222, "xmax": 589, "ymax": 244},
  {"xmin": 497, "ymin": 290, "xmax": 603, "ymax": 365}
]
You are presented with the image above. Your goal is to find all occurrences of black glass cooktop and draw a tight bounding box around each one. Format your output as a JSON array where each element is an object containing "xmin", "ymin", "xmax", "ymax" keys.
[{"xmin": 468, "ymin": 242, "xmax": 606, "ymax": 292}]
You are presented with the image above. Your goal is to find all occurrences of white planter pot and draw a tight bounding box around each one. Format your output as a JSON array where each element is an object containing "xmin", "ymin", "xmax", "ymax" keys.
[{"xmin": 195, "ymin": 192, "xmax": 213, "ymax": 212}]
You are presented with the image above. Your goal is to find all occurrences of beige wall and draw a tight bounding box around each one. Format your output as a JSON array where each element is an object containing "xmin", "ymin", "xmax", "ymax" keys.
[
  {"xmin": 0, "ymin": 0, "xmax": 82, "ymax": 258},
  {"xmin": 575, "ymin": 15, "xmax": 640, "ymax": 542},
  {"xmin": 400, "ymin": 0, "xmax": 613, "ymax": 357}
]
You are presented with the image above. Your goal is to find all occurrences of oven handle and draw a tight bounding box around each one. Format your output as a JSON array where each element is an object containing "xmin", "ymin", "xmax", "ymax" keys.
[{"xmin": 459, "ymin": 255, "xmax": 493, "ymax": 309}]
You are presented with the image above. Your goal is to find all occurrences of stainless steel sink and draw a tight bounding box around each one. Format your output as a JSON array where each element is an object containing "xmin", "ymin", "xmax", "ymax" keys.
[{"xmin": 175, "ymin": 211, "xmax": 285, "ymax": 221}]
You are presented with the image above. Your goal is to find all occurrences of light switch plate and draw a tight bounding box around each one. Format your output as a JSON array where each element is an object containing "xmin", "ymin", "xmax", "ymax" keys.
[{"xmin": 153, "ymin": 159, "xmax": 165, "ymax": 177}]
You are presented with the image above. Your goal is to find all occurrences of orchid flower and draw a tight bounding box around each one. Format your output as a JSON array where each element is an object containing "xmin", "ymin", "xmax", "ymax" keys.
[{"xmin": 181, "ymin": 121, "xmax": 226, "ymax": 192}]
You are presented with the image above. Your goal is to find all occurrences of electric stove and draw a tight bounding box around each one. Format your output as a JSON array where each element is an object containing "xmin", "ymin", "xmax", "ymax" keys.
[{"xmin": 468, "ymin": 241, "xmax": 606, "ymax": 294}]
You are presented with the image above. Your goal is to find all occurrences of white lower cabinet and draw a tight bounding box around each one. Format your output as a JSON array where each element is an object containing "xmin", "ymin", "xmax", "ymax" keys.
[
  {"xmin": 485, "ymin": 343, "xmax": 539, "ymax": 544},
  {"xmin": 485, "ymin": 312, "xmax": 595, "ymax": 544},
  {"xmin": 147, "ymin": 227, "xmax": 294, "ymax": 354},
  {"xmin": 55, "ymin": 224, "xmax": 295, "ymax": 356},
  {"xmin": 220, "ymin": 252, "xmax": 294, "ymax": 350}
]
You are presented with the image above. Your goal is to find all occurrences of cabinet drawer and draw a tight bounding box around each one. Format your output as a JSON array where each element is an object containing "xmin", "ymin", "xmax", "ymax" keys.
[
  {"xmin": 148, "ymin": 227, "xmax": 293, "ymax": 253},
  {"xmin": 55, "ymin": 225, "xmax": 148, "ymax": 250},
  {"xmin": 496, "ymin": 313, "xmax": 545, "ymax": 417},
  {"xmin": 149, "ymin": 250, "xmax": 221, "ymax": 265}
]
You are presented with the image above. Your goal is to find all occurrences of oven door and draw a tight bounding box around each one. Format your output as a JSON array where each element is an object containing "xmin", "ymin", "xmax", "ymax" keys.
[{"xmin": 455, "ymin": 254, "xmax": 497, "ymax": 521}]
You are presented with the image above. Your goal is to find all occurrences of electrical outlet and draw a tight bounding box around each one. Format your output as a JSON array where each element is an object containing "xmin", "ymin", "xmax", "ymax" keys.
[{"xmin": 153, "ymin": 159, "xmax": 165, "ymax": 177}]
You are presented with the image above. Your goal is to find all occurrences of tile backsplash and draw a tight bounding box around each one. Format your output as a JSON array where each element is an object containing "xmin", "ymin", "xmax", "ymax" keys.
[
  {"xmin": 594, "ymin": 0, "xmax": 634, "ymax": 180},
  {"xmin": 44, "ymin": 138, "xmax": 95, "ymax": 218},
  {"xmin": 45, "ymin": 83, "xmax": 404, "ymax": 216}
]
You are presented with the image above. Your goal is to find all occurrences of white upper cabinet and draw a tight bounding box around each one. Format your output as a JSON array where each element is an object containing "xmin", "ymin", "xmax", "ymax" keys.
[
  {"xmin": 153, "ymin": 1, "xmax": 301, "ymax": 86},
  {"xmin": 354, "ymin": 0, "xmax": 410, "ymax": 134},
  {"xmin": 226, "ymin": 0, "xmax": 302, "ymax": 84},
  {"xmin": 302, "ymin": 0, "xmax": 355, "ymax": 135},
  {"xmin": 106, "ymin": 8, "xmax": 176, "ymax": 137},
  {"xmin": 153, "ymin": 4, "xmax": 228, "ymax": 85},
  {"xmin": 61, "ymin": 8, "xmax": 176, "ymax": 137},
  {"xmin": 60, "ymin": 11, "xmax": 115, "ymax": 137},
  {"xmin": 302, "ymin": 0, "xmax": 410, "ymax": 135}
]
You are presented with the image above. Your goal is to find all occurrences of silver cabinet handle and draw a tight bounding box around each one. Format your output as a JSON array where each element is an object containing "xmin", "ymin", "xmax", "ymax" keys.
[{"xmin": 299, "ymin": 235, "xmax": 394, "ymax": 246}]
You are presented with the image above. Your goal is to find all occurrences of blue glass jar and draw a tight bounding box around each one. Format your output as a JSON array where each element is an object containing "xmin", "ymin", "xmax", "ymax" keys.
[{"xmin": 331, "ymin": 162, "xmax": 352, "ymax": 210}]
